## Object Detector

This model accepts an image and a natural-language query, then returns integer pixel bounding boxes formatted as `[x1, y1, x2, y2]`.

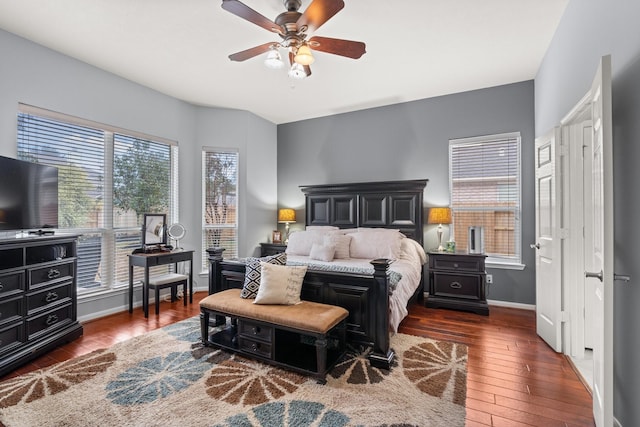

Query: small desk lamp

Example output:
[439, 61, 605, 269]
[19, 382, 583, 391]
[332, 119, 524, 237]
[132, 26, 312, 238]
[428, 207, 452, 251]
[277, 208, 296, 244]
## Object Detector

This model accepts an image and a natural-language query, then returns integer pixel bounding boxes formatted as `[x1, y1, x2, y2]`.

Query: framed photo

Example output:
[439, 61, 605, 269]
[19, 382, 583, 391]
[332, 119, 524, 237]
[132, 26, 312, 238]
[272, 230, 282, 244]
[142, 213, 167, 247]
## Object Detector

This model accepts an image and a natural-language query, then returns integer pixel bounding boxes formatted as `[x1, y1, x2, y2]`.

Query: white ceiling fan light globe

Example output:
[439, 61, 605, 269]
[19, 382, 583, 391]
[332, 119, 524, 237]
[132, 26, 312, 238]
[264, 48, 284, 69]
[288, 62, 307, 79]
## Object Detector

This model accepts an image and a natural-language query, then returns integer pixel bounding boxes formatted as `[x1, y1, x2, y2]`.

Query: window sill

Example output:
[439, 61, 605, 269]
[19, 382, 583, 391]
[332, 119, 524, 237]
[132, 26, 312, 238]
[486, 261, 526, 271]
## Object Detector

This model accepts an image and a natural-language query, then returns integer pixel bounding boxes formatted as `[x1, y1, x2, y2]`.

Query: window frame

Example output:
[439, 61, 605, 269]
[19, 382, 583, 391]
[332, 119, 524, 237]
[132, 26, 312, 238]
[17, 103, 179, 293]
[201, 147, 239, 273]
[448, 132, 524, 269]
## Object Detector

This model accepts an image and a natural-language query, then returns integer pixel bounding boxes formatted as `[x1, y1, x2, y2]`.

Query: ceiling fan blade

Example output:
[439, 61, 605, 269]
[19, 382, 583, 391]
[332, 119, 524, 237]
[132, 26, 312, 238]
[308, 36, 366, 59]
[228, 42, 275, 62]
[297, 0, 345, 33]
[221, 0, 283, 34]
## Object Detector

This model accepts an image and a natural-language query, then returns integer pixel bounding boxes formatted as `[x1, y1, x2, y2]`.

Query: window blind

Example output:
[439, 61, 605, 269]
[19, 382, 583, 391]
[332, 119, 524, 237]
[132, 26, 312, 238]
[449, 132, 521, 264]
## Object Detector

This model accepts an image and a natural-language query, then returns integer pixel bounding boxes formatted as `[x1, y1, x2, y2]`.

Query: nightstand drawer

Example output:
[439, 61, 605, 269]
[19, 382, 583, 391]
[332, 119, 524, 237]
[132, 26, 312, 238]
[238, 336, 273, 359]
[432, 272, 483, 300]
[431, 257, 484, 272]
[238, 320, 273, 342]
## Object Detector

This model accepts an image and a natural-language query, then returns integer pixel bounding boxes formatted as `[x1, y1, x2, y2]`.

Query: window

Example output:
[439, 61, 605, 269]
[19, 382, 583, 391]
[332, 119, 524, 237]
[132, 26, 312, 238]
[202, 149, 238, 271]
[17, 104, 178, 292]
[449, 132, 522, 267]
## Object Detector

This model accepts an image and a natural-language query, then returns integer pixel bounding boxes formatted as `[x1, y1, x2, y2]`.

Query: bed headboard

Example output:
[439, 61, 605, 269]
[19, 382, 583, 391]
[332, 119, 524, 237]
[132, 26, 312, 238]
[299, 179, 428, 245]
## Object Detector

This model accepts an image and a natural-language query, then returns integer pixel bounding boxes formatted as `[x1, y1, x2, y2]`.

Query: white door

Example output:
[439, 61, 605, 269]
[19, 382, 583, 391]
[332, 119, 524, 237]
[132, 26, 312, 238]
[533, 128, 562, 352]
[586, 55, 613, 427]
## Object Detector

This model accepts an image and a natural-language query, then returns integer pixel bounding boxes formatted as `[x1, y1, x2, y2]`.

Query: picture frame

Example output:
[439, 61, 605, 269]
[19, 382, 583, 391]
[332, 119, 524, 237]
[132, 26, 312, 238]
[272, 230, 282, 244]
[142, 213, 167, 247]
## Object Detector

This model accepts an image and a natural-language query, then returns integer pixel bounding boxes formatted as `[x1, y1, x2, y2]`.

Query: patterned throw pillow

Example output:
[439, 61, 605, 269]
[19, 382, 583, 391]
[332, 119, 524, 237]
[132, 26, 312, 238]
[241, 252, 287, 299]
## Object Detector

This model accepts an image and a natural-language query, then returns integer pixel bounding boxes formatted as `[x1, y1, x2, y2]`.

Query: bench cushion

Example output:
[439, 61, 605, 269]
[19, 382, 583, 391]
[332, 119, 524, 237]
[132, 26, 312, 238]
[148, 273, 188, 286]
[200, 289, 348, 334]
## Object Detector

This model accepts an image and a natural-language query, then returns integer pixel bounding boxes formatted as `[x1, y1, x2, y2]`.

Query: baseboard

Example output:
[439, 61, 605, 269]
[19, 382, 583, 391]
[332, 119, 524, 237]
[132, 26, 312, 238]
[487, 299, 535, 311]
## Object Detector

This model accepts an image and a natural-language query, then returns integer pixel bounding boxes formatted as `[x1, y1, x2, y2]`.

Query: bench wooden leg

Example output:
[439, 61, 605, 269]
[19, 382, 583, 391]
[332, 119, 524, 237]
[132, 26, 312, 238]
[201, 311, 210, 345]
[315, 336, 328, 384]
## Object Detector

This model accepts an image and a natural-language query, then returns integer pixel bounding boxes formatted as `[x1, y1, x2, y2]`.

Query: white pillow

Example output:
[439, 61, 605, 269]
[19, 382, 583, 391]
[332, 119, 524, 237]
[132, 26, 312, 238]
[285, 230, 326, 256]
[349, 231, 403, 259]
[254, 262, 308, 305]
[305, 226, 339, 231]
[309, 243, 335, 262]
[323, 233, 351, 258]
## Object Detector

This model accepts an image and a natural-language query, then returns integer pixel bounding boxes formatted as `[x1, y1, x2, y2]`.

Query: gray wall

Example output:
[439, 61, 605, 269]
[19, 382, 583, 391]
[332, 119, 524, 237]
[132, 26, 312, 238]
[0, 29, 278, 319]
[535, 0, 640, 424]
[277, 81, 536, 305]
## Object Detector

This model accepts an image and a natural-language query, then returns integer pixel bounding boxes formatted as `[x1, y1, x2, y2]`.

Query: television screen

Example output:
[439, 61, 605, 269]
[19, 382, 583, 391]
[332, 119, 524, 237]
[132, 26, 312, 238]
[0, 155, 58, 231]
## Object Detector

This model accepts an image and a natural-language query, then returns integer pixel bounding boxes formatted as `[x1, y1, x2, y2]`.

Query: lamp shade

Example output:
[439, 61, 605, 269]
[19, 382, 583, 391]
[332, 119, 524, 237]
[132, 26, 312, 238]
[428, 207, 452, 224]
[278, 208, 296, 223]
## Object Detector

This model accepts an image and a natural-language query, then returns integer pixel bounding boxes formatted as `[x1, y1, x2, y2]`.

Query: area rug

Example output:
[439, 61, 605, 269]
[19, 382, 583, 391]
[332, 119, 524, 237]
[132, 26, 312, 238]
[0, 317, 467, 426]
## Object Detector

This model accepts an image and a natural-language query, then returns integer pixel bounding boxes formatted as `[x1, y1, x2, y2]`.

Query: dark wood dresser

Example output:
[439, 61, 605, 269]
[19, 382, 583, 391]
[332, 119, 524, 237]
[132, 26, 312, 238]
[0, 234, 83, 377]
[425, 251, 489, 315]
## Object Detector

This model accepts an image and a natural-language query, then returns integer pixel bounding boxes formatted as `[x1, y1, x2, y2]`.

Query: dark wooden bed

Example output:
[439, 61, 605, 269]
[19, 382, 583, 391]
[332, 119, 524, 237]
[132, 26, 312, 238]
[207, 179, 427, 369]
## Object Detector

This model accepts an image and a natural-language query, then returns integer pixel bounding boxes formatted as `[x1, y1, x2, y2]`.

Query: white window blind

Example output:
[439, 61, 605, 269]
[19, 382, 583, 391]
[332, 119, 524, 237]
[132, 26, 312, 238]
[449, 132, 521, 265]
[17, 105, 178, 291]
[202, 149, 238, 271]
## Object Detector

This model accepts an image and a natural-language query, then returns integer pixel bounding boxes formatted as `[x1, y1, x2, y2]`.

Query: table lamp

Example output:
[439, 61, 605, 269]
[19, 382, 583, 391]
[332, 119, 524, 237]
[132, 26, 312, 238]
[428, 207, 452, 251]
[277, 208, 296, 244]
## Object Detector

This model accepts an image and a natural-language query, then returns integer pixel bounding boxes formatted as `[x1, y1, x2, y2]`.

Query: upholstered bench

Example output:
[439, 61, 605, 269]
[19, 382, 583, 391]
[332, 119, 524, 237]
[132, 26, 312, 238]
[200, 288, 348, 383]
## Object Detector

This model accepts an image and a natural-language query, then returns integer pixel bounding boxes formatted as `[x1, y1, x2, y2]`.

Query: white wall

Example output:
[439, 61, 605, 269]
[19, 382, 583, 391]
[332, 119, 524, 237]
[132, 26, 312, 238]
[0, 29, 278, 319]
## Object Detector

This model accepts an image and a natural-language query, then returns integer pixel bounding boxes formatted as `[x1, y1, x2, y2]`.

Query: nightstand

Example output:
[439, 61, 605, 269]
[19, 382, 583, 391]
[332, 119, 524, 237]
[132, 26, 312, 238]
[260, 243, 287, 257]
[425, 251, 489, 315]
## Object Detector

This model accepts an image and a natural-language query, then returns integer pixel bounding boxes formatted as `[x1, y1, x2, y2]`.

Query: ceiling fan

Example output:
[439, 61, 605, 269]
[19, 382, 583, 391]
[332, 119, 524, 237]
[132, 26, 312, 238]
[221, 0, 366, 79]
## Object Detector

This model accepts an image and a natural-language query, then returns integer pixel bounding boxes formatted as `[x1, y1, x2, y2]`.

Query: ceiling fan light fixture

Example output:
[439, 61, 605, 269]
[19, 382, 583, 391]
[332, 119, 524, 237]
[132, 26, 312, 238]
[288, 62, 307, 79]
[294, 44, 314, 65]
[264, 47, 284, 69]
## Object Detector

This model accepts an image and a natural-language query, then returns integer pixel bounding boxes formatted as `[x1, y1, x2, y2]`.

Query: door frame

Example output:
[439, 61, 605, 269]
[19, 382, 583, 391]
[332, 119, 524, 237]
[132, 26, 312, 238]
[560, 93, 592, 359]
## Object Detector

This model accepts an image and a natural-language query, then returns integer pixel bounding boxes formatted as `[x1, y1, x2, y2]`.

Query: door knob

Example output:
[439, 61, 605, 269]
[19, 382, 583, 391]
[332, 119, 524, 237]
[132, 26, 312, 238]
[614, 274, 631, 282]
[585, 270, 603, 282]
[530, 243, 540, 250]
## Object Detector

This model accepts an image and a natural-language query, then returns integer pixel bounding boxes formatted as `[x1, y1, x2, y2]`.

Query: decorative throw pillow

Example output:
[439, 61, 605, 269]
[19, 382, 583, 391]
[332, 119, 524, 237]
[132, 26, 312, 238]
[324, 233, 351, 258]
[253, 262, 308, 305]
[241, 252, 287, 299]
[309, 243, 335, 262]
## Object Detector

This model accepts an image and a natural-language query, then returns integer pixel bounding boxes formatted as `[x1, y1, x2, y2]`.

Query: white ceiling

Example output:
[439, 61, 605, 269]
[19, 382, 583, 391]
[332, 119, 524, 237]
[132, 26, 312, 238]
[0, 0, 568, 124]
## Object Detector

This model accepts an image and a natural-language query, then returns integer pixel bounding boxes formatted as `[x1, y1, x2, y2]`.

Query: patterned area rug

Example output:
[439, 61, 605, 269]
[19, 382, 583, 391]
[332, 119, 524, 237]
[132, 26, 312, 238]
[0, 317, 467, 426]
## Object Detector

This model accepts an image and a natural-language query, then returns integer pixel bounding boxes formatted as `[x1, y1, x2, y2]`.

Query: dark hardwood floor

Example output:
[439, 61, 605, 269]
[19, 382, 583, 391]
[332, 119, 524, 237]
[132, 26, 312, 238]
[1, 293, 594, 426]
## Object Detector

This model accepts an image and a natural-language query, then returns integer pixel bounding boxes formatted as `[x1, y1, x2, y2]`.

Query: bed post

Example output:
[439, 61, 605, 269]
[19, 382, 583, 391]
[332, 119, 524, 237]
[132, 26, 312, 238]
[206, 247, 226, 326]
[206, 247, 225, 294]
[368, 258, 395, 369]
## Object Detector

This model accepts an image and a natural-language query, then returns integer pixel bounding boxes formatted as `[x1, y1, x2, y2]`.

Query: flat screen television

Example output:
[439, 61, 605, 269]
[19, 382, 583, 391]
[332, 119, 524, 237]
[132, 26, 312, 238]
[0, 155, 59, 232]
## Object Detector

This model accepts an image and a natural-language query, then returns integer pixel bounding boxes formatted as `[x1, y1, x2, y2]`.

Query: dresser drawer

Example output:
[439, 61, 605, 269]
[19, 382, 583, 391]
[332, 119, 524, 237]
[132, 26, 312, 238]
[0, 295, 23, 326]
[0, 321, 24, 355]
[238, 320, 273, 342]
[28, 261, 74, 289]
[27, 282, 73, 316]
[432, 272, 484, 300]
[238, 336, 273, 359]
[26, 303, 73, 341]
[0, 271, 25, 298]
[431, 257, 483, 272]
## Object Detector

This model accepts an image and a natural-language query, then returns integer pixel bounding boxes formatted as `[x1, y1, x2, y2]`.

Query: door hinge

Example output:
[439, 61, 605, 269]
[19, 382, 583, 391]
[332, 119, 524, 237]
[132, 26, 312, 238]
[560, 311, 570, 323]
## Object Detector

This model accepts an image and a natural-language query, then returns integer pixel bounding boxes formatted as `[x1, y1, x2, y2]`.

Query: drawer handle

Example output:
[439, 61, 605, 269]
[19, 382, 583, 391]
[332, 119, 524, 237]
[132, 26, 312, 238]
[0, 283, 3, 290]
[450, 281, 463, 289]
[48, 269, 61, 279]
[46, 314, 59, 326]
[453, 263, 459, 268]
[251, 343, 260, 351]
[252, 326, 261, 335]
[45, 292, 59, 303]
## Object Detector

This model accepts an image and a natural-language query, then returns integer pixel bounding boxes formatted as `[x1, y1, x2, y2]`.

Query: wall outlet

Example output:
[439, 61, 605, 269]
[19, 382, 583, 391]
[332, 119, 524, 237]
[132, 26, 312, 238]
[486, 274, 493, 284]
